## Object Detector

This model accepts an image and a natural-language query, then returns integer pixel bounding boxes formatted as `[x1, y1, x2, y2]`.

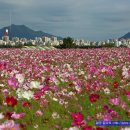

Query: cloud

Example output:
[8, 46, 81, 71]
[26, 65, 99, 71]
[0, 0, 130, 40]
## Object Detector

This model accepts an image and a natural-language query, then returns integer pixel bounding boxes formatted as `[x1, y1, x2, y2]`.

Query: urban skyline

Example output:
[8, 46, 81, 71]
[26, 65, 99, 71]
[0, 0, 130, 41]
[1, 27, 130, 48]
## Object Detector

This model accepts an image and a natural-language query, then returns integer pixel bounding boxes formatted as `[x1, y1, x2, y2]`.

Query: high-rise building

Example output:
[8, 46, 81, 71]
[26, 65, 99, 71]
[2, 36, 9, 42]
[51, 36, 57, 42]
[12, 37, 19, 42]
[2, 29, 9, 42]
[42, 36, 51, 43]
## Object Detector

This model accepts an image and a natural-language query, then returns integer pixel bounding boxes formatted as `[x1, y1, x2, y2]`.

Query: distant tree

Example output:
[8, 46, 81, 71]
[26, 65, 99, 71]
[119, 44, 127, 48]
[102, 43, 116, 47]
[60, 37, 76, 48]
[24, 42, 33, 46]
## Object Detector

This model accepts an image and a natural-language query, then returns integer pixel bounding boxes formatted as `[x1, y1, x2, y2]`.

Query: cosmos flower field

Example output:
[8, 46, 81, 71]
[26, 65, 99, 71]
[0, 48, 130, 130]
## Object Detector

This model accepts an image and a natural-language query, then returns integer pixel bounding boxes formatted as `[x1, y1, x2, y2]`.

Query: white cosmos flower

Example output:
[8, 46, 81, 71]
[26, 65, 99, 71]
[0, 113, 4, 119]
[69, 127, 80, 130]
[52, 112, 60, 119]
[75, 86, 81, 92]
[22, 91, 34, 100]
[30, 81, 40, 89]
[15, 74, 24, 84]
[104, 88, 110, 94]
[120, 127, 130, 130]
[0, 84, 4, 87]
[52, 97, 58, 101]
[84, 76, 88, 80]
[69, 91, 75, 96]
[16, 88, 34, 100]
[78, 70, 85, 75]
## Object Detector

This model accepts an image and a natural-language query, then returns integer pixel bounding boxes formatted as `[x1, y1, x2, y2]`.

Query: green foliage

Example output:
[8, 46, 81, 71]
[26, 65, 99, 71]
[119, 44, 127, 48]
[59, 37, 76, 49]
[0, 42, 37, 48]
[0, 44, 23, 48]
[24, 42, 36, 46]
[102, 43, 116, 47]
[55, 39, 118, 49]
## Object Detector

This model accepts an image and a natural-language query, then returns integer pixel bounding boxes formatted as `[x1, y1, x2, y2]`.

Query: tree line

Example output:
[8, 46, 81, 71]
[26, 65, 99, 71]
[55, 37, 127, 49]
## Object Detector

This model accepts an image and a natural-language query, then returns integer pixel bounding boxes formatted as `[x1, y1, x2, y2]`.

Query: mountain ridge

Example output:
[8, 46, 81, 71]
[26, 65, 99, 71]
[120, 32, 130, 39]
[0, 24, 63, 40]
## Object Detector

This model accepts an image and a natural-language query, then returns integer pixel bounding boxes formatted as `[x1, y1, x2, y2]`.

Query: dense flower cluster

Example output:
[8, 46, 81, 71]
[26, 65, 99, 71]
[0, 48, 130, 130]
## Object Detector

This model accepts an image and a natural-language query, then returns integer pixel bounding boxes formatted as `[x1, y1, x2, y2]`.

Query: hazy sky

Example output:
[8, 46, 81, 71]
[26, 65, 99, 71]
[0, 0, 130, 41]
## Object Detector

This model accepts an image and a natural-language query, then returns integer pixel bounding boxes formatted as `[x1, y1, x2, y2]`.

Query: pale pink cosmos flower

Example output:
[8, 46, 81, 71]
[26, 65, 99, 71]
[0, 120, 20, 130]
[103, 113, 112, 121]
[35, 110, 43, 116]
[69, 75, 75, 80]
[122, 66, 129, 79]
[120, 102, 128, 110]
[11, 112, 25, 119]
[126, 91, 130, 98]
[52, 112, 60, 119]
[8, 76, 17, 89]
[110, 98, 120, 106]
[2, 89, 9, 96]
[87, 116, 92, 120]
[110, 110, 118, 118]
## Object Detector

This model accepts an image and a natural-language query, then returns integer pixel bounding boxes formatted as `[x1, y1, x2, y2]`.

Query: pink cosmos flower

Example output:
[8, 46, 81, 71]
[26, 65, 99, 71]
[111, 111, 118, 118]
[11, 112, 25, 119]
[4, 111, 13, 120]
[120, 102, 128, 110]
[40, 99, 49, 107]
[34, 86, 49, 97]
[126, 91, 130, 97]
[122, 66, 129, 79]
[33, 91, 44, 100]
[22, 101, 31, 108]
[8, 76, 17, 89]
[72, 119, 86, 127]
[0, 62, 7, 70]
[87, 116, 92, 120]
[110, 98, 120, 105]
[89, 93, 100, 103]
[89, 66, 97, 75]
[3, 89, 9, 96]
[83, 126, 93, 130]
[0, 120, 20, 130]
[5, 96, 17, 107]
[35, 110, 43, 116]
[71, 113, 84, 120]
[71, 112, 85, 127]
[107, 66, 114, 76]
[113, 81, 118, 89]
[96, 127, 107, 130]
[40, 85, 50, 92]
[69, 75, 75, 80]
[103, 113, 112, 121]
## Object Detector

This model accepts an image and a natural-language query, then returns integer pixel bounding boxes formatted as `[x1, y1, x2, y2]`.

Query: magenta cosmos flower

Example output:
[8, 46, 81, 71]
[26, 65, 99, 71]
[71, 113, 84, 120]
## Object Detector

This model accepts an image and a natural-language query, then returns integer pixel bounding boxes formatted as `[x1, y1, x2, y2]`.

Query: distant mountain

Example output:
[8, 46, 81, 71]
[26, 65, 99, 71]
[0, 24, 62, 40]
[120, 32, 130, 39]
